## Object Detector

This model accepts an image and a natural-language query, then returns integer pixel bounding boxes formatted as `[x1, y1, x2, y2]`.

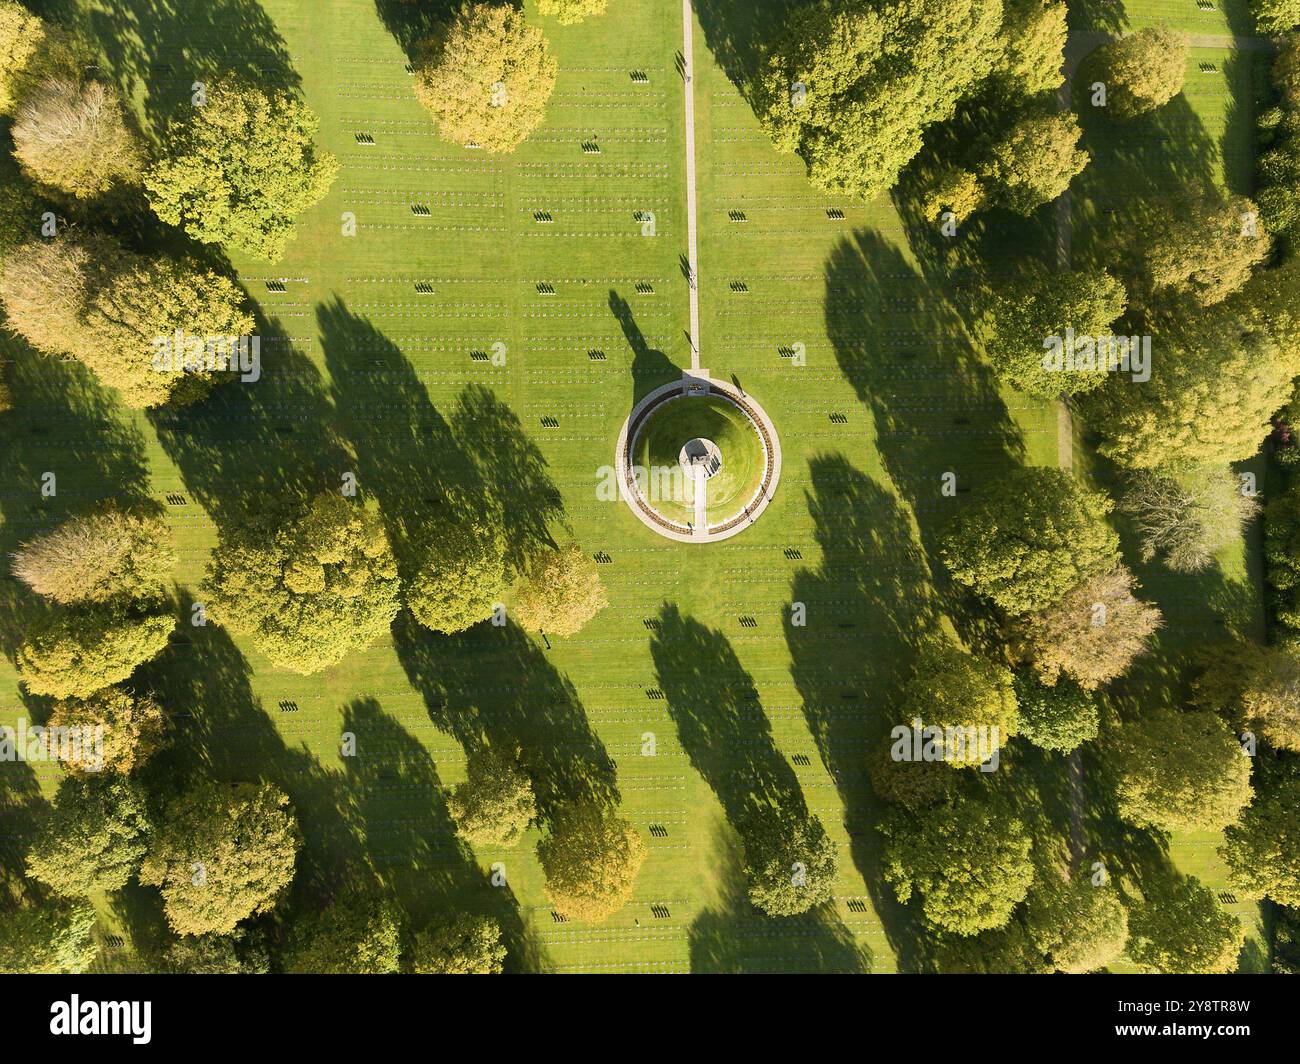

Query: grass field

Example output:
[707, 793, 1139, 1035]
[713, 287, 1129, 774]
[0, 0, 1270, 972]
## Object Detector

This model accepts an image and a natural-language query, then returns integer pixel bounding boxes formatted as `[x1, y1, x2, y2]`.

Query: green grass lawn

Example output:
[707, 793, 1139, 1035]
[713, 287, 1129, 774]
[0, 0, 1268, 972]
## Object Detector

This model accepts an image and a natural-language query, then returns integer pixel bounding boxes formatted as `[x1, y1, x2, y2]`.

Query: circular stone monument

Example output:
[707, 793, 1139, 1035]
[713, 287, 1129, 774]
[615, 376, 781, 543]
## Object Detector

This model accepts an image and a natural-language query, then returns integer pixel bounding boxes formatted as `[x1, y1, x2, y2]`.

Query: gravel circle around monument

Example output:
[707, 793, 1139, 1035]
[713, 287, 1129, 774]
[616, 375, 781, 542]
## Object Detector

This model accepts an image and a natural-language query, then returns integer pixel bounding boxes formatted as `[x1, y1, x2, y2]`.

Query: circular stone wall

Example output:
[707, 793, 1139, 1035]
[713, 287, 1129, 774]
[615, 376, 781, 543]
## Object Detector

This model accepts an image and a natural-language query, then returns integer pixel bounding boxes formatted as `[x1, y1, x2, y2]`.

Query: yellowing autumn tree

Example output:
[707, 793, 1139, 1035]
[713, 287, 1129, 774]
[140, 781, 301, 936]
[510, 542, 607, 636]
[414, 2, 557, 153]
[12, 79, 143, 198]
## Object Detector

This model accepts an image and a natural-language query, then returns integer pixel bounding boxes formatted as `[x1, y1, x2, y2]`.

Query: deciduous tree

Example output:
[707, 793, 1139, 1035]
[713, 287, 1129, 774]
[140, 781, 301, 936]
[940, 467, 1119, 614]
[537, 0, 608, 24]
[281, 894, 404, 974]
[46, 686, 166, 777]
[1223, 778, 1300, 906]
[26, 777, 151, 896]
[16, 606, 175, 699]
[740, 805, 838, 916]
[448, 746, 537, 846]
[406, 522, 507, 634]
[510, 541, 607, 636]
[12, 506, 176, 604]
[1012, 672, 1100, 752]
[1024, 875, 1128, 972]
[205, 493, 401, 674]
[1120, 467, 1260, 572]
[146, 84, 336, 262]
[1106, 707, 1252, 833]
[1127, 875, 1244, 973]
[1013, 565, 1161, 689]
[1091, 28, 1188, 119]
[413, 2, 557, 153]
[410, 914, 506, 973]
[984, 269, 1126, 398]
[980, 111, 1088, 215]
[897, 640, 1018, 767]
[881, 796, 1034, 935]
[12, 78, 142, 198]
[753, 0, 1004, 200]
[1090, 304, 1297, 468]
[537, 802, 645, 921]
[1143, 195, 1270, 307]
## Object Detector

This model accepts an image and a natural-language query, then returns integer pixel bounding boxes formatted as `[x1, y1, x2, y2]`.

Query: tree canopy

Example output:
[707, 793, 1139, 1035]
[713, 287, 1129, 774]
[984, 269, 1126, 399]
[995, 0, 1067, 96]
[26, 777, 152, 896]
[1222, 778, 1300, 907]
[47, 686, 167, 777]
[16, 606, 175, 700]
[0, 234, 254, 408]
[510, 542, 608, 636]
[406, 522, 507, 634]
[1089, 303, 1299, 469]
[281, 894, 404, 974]
[980, 112, 1088, 215]
[1091, 28, 1188, 119]
[205, 493, 401, 674]
[12, 506, 176, 604]
[447, 746, 537, 846]
[410, 914, 507, 974]
[897, 641, 1019, 766]
[1024, 875, 1128, 973]
[0, 901, 97, 974]
[1012, 671, 1100, 753]
[753, 0, 1003, 200]
[740, 805, 838, 916]
[12, 78, 142, 198]
[1106, 707, 1252, 833]
[1120, 467, 1261, 573]
[140, 781, 301, 936]
[413, 2, 557, 153]
[881, 796, 1034, 935]
[1143, 195, 1270, 307]
[940, 467, 1119, 614]
[1127, 875, 1244, 974]
[146, 83, 337, 261]
[1013, 564, 1161, 689]
[537, 802, 645, 921]
[537, 0, 609, 24]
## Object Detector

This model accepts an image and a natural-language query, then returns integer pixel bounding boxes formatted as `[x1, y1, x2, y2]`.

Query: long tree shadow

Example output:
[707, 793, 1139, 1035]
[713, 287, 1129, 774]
[373, 0, 463, 62]
[318, 299, 562, 579]
[823, 228, 1023, 644]
[694, 0, 798, 102]
[134, 592, 366, 900]
[688, 816, 869, 973]
[393, 613, 618, 825]
[783, 455, 942, 971]
[0, 758, 47, 907]
[32, 0, 301, 142]
[650, 604, 806, 825]
[0, 343, 157, 657]
[338, 696, 535, 969]
[610, 290, 680, 405]
[149, 314, 351, 534]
